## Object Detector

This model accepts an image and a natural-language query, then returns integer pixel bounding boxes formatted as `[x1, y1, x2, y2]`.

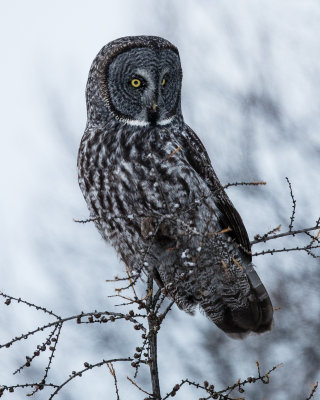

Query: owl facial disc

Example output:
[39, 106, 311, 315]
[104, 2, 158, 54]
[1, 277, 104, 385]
[105, 47, 182, 126]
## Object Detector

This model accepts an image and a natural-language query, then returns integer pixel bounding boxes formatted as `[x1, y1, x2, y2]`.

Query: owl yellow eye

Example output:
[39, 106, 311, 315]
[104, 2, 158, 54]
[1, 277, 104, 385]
[131, 78, 141, 88]
[161, 78, 166, 86]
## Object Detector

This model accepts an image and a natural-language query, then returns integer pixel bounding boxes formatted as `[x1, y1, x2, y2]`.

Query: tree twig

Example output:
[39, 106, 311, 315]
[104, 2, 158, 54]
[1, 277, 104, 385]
[48, 358, 132, 399]
[251, 223, 320, 245]
[286, 177, 296, 231]
[127, 376, 152, 397]
[306, 381, 318, 400]
[107, 362, 120, 400]
[252, 244, 320, 257]
[223, 180, 266, 189]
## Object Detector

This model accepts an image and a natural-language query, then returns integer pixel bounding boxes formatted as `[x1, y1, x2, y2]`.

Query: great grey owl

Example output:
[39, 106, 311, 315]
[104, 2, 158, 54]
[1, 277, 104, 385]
[78, 36, 273, 337]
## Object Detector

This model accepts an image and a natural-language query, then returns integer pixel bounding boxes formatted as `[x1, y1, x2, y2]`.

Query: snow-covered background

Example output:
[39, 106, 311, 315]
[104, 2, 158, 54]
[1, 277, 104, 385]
[1, 1, 319, 399]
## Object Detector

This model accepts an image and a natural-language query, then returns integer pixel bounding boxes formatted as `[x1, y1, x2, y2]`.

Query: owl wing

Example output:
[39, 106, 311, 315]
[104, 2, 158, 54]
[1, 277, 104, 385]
[182, 124, 252, 261]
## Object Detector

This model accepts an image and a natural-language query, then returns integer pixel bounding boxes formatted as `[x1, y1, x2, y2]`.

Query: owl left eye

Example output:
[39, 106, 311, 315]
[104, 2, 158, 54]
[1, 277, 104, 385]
[161, 78, 166, 86]
[131, 78, 141, 88]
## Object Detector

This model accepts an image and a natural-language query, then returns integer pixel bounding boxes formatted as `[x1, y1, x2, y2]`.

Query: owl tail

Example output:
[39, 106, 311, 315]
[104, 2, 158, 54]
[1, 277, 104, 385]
[201, 263, 273, 339]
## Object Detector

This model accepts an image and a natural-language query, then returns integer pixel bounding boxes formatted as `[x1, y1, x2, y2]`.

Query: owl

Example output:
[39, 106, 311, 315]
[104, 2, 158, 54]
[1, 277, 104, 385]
[78, 36, 273, 338]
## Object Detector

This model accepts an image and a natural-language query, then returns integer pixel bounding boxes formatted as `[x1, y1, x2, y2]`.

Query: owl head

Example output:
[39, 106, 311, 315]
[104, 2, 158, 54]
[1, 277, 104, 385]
[86, 36, 183, 127]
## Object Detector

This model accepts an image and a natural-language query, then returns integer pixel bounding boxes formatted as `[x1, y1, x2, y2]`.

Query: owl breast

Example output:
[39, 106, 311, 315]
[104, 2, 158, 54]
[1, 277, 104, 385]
[78, 123, 221, 268]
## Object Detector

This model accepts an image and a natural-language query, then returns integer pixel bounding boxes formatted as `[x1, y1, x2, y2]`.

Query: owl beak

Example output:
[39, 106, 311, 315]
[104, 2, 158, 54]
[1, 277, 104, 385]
[147, 103, 159, 125]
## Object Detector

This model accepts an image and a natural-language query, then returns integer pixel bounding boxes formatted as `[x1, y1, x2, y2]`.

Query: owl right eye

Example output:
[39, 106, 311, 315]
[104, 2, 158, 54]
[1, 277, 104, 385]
[130, 78, 141, 88]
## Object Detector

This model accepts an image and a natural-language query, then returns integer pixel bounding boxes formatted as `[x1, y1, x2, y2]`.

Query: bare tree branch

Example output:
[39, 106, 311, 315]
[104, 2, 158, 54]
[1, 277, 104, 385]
[48, 358, 132, 400]
[107, 363, 120, 400]
[162, 362, 282, 400]
[252, 244, 320, 257]
[146, 275, 161, 400]
[251, 223, 320, 245]
[223, 180, 267, 189]
[286, 177, 296, 231]
[305, 382, 318, 400]
[1, 173, 319, 399]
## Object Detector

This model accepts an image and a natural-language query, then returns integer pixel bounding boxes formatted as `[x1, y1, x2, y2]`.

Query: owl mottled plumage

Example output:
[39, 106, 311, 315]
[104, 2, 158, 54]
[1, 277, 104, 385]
[78, 36, 273, 337]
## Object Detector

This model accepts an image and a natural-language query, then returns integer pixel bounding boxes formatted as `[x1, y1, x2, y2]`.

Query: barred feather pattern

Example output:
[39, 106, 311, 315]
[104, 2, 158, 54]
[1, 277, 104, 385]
[78, 36, 273, 337]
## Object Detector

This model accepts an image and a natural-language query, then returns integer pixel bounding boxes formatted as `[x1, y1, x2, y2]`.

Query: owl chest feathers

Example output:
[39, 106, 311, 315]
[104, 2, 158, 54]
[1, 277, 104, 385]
[78, 124, 215, 220]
